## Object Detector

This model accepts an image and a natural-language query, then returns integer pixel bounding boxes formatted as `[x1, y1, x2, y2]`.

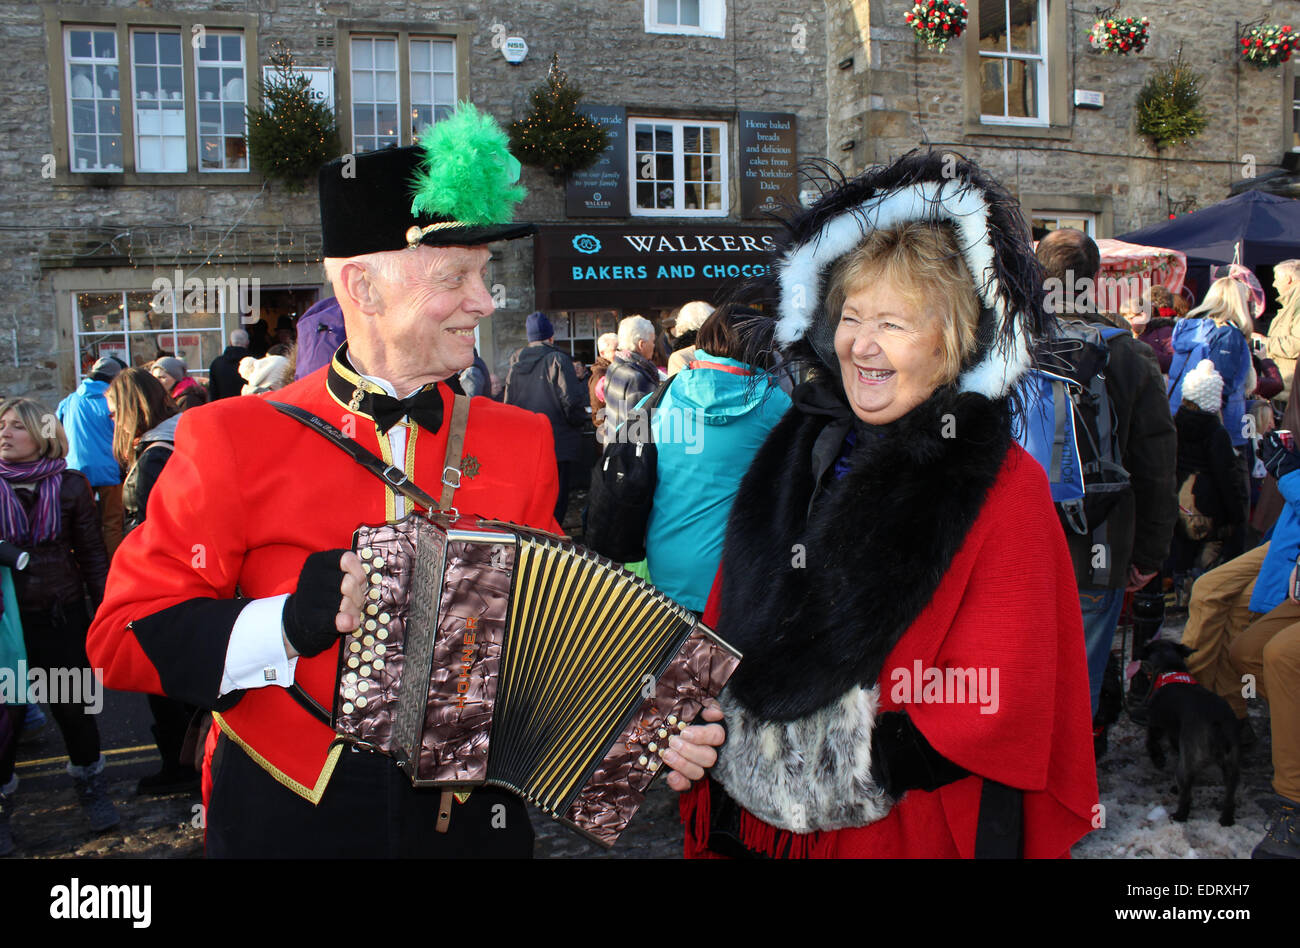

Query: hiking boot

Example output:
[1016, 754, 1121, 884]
[1252, 794, 1300, 859]
[0, 779, 16, 857]
[70, 758, 120, 833]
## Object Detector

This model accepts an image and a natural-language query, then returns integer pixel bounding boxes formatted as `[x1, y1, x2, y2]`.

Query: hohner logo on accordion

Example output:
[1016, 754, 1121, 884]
[332, 514, 740, 847]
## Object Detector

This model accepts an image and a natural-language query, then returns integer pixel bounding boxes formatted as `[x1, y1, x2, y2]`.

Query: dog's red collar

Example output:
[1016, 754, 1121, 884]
[1151, 671, 1198, 693]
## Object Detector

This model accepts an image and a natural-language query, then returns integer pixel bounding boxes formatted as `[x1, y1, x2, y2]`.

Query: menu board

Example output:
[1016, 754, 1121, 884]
[738, 112, 797, 219]
[565, 105, 627, 218]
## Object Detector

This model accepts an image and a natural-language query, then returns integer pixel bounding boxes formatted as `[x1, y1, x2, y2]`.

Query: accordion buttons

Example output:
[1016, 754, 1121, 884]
[648, 759, 661, 772]
[667, 715, 678, 726]
[344, 687, 357, 700]
[373, 658, 384, 670]
[648, 742, 657, 753]
[361, 563, 371, 574]
[658, 728, 669, 738]
[373, 557, 385, 568]
[362, 635, 375, 646]
[367, 588, 381, 601]
[347, 657, 359, 669]
[349, 642, 361, 653]
[379, 612, 390, 623]
[365, 620, 377, 632]
[377, 630, 389, 641]
[356, 696, 368, 708]
[361, 650, 373, 662]
[360, 547, 373, 559]
[638, 755, 648, 766]
[369, 573, 381, 585]
[344, 672, 358, 684]
[359, 666, 371, 678]
[374, 643, 387, 655]
[357, 680, 370, 692]
[342, 702, 354, 714]
[366, 605, 378, 616]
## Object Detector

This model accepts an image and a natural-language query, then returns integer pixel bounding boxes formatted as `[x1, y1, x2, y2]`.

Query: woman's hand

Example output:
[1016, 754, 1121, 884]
[663, 700, 725, 792]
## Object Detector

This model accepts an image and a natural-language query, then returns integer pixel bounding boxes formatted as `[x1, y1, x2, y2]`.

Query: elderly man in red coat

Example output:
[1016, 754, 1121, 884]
[86, 106, 722, 858]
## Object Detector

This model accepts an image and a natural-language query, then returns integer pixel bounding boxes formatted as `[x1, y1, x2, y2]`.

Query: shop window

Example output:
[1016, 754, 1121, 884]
[645, 0, 726, 37]
[629, 118, 729, 217]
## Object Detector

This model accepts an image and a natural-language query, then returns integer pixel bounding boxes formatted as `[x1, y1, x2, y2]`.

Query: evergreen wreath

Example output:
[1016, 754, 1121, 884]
[509, 54, 609, 182]
[246, 42, 341, 192]
[1135, 57, 1207, 150]
[904, 0, 968, 52]
[1239, 24, 1296, 69]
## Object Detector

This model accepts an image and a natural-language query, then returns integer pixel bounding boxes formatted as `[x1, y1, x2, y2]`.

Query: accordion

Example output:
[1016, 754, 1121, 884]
[332, 515, 740, 847]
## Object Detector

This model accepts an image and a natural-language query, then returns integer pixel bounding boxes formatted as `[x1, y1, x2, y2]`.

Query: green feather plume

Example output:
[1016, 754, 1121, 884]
[409, 102, 527, 224]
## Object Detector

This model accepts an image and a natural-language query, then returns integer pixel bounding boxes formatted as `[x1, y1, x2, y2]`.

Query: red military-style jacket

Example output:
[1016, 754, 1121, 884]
[87, 347, 560, 800]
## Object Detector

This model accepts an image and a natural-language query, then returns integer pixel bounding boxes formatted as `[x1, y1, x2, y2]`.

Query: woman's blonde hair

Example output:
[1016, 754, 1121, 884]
[1187, 276, 1253, 335]
[824, 221, 981, 388]
[0, 397, 68, 460]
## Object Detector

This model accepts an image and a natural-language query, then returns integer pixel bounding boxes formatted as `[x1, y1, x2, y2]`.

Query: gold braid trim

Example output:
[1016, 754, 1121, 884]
[212, 711, 344, 805]
[406, 221, 474, 248]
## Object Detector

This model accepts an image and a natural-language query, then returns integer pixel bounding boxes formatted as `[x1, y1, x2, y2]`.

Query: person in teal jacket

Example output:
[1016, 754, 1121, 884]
[641, 305, 791, 611]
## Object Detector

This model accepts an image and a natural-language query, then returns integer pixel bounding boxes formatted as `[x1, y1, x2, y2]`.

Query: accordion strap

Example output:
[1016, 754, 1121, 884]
[268, 398, 468, 522]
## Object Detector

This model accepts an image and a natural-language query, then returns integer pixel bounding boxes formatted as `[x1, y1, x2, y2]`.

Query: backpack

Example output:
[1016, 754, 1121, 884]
[1166, 318, 1217, 414]
[584, 377, 675, 563]
[1014, 320, 1132, 537]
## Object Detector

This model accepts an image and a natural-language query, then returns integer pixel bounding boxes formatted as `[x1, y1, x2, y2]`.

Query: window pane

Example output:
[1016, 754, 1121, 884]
[658, 0, 677, 25]
[979, 0, 1009, 52]
[199, 68, 221, 100]
[410, 40, 429, 70]
[704, 184, 722, 210]
[224, 103, 244, 131]
[434, 75, 455, 104]
[681, 0, 701, 26]
[1008, 0, 1040, 53]
[101, 135, 122, 169]
[198, 36, 219, 61]
[353, 105, 374, 137]
[655, 154, 673, 180]
[352, 71, 373, 101]
[431, 40, 454, 71]
[134, 31, 156, 64]
[1007, 59, 1038, 119]
[376, 105, 397, 137]
[684, 181, 700, 209]
[702, 154, 718, 180]
[96, 64, 120, 99]
[655, 126, 672, 151]
[158, 32, 182, 64]
[374, 39, 396, 69]
[683, 126, 700, 152]
[656, 183, 674, 209]
[685, 155, 701, 179]
[352, 38, 372, 69]
[634, 126, 653, 151]
[93, 30, 115, 59]
[702, 127, 719, 153]
[636, 181, 656, 208]
[980, 59, 1005, 115]
[376, 71, 397, 102]
[222, 35, 241, 61]
[69, 64, 94, 98]
[70, 30, 92, 58]
[72, 101, 96, 133]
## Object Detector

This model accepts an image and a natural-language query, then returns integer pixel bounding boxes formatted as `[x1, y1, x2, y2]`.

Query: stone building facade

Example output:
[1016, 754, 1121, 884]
[2, 0, 828, 401]
[826, 0, 1299, 238]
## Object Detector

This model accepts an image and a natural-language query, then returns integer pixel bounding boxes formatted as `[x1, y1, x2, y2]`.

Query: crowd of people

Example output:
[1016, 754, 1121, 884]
[2, 121, 1298, 860]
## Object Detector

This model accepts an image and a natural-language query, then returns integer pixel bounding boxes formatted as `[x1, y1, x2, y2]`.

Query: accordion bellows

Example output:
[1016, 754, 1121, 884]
[333, 515, 740, 847]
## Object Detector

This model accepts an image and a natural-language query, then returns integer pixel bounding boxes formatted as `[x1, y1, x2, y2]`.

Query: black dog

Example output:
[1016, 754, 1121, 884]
[1136, 640, 1240, 827]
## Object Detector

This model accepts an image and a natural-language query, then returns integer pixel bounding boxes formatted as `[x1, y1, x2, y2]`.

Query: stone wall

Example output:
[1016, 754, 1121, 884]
[1, 0, 828, 400]
[826, 0, 1296, 237]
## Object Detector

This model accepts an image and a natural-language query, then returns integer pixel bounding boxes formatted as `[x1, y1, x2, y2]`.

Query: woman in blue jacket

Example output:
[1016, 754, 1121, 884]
[642, 305, 791, 612]
[1168, 277, 1256, 448]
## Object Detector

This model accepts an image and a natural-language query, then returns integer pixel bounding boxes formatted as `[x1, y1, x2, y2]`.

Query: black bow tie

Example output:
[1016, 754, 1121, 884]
[365, 386, 444, 434]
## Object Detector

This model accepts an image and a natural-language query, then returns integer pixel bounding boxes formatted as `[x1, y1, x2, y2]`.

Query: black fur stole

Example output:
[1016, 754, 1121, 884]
[717, 383, 1013, 721]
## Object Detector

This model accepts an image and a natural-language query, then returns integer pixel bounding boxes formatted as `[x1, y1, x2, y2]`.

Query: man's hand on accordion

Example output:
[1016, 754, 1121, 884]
[282, 550, 368, 659]
[662, 700, 726, 792]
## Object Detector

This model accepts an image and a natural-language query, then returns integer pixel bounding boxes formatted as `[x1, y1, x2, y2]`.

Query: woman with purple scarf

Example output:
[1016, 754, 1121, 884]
[0, 396, 115, 856]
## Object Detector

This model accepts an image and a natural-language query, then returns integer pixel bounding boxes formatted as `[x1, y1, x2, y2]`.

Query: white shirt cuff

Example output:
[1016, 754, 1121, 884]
[219, 594, 297, 696]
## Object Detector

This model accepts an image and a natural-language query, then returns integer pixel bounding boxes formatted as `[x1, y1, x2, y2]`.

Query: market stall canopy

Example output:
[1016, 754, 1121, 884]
[1096, 237, 1187, 311]
[1116, 191, 1300, 269]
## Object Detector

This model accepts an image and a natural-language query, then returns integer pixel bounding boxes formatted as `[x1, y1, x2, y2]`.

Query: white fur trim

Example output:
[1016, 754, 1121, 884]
[712, 685, 893, 833]
[775, 180, 1028, 398]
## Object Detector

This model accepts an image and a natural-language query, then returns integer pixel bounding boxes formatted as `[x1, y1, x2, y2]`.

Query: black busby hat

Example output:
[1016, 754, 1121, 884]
[764, 151, 1049, 399]
[318, 103, 535, 258]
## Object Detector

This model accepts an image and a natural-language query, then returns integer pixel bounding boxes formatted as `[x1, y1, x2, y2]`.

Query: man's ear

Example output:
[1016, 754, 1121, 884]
[338, 261, 383, 316]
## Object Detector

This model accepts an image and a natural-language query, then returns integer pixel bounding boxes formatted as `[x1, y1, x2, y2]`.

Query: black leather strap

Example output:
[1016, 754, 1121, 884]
[268, 401, 445, 513]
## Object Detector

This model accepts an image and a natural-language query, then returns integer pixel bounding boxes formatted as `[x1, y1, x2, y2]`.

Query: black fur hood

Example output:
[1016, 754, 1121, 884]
[716, 381, 1013, 720]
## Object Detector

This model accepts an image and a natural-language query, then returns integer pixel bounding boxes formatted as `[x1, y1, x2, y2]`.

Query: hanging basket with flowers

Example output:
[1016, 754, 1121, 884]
[904, 0, 968, 53]
[1089, 16, 1151, 54]
[1239, 24, 1296, 70]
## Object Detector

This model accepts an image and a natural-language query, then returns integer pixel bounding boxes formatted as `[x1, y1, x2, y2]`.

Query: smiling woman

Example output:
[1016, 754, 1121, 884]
[681, 151, 1098, 859]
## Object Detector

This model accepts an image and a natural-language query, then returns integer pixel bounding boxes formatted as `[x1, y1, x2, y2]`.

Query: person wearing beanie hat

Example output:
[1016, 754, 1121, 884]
[666, 300, 714, 376]
[1170, 359, 1247, 603]
[151, 356, 209, 412]
[88, 103, 721, 858]
[503, 311, 588, 523]
[238, 354, 292, 396]
[679, 151, 1095, 859]
[56, 358, 126, 554]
